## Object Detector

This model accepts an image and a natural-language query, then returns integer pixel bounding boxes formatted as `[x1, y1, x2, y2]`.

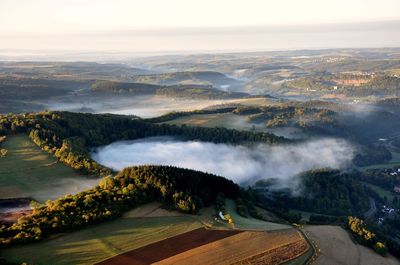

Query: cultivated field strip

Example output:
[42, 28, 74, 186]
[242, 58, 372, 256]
[96, 228, 242, 265]
[153, 229, 307, 265]
[230, 239, 308, 265]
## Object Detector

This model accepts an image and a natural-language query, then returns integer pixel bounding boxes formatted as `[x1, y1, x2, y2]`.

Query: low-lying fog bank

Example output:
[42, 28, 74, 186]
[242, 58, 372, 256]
[44, 95, 236, 118]
[92, 137, 354, 191]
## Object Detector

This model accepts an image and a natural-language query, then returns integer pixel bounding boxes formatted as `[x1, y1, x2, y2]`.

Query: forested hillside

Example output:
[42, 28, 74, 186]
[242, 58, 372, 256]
[0, 165, 239, 245]
[0, 111, 286, 176]
[128, 71, 239, 87]
[91, 81, 247, 99]
[256, 169, 370, 217]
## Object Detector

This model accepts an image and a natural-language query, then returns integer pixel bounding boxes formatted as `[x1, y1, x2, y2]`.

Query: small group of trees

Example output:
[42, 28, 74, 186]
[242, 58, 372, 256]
[347, 216, 388, 256]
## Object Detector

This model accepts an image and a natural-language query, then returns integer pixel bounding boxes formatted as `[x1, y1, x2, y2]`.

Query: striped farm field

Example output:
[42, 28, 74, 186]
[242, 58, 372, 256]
[154, 229, 308, 265]
[94, 227, 308, 265]
[96, 228, 242, 265]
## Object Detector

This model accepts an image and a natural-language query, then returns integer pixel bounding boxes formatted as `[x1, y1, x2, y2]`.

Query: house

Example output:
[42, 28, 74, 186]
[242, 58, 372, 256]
[394, 186, 400, 193]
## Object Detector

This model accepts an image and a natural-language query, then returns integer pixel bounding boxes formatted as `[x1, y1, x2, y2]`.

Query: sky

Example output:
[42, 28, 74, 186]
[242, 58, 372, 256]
[1, 0, 400, 54]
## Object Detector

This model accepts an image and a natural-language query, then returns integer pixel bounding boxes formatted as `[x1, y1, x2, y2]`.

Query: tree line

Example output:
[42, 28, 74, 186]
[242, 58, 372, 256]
[0, 165, 239, 246]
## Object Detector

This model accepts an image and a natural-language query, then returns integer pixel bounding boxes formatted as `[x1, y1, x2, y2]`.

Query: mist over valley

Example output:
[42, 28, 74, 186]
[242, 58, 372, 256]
[92, 137, 355, 190]
[1, 1, 400, 263]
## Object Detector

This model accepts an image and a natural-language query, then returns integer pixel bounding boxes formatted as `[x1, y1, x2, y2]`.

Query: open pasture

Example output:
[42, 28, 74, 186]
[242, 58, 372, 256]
[0, 134, 96, 201]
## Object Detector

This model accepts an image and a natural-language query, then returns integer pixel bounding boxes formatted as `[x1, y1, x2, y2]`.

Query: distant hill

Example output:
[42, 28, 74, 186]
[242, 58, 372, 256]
[91, 80, 248, 100]
[283, 73, 400, 97]
[129, 71, 241, 89]
[0, 61, 151, 77]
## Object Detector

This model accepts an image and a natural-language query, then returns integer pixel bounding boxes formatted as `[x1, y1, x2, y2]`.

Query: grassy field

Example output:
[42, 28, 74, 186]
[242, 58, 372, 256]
[0, 134, 96, 201]
[162, 110, 305, 139]
[360, 151, 400, 170]
[362, 182, 395, 204]
[225, 199, 290, 231]
[0, 200, 295, 265]
[164, 113, 253, 130]
[0, 206, 208, 265]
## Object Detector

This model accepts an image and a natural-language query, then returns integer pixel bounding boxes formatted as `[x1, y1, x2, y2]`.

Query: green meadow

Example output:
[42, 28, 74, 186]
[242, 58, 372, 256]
[0, 134, 96, 201]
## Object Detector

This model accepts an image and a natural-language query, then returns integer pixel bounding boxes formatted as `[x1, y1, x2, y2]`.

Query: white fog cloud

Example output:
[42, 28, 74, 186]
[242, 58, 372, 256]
[92, 137, 354, 190]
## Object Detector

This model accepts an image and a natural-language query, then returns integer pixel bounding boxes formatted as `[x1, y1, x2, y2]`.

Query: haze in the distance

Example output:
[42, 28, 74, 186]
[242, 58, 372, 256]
[1, 0, 400, 55]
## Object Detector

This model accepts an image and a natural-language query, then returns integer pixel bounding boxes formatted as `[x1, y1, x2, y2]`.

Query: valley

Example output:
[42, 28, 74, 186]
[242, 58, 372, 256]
[1, 48, 400, 265]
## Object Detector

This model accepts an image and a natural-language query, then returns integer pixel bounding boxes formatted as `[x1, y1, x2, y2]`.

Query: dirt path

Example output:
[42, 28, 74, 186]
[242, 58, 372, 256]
[304, 225, 400, 265]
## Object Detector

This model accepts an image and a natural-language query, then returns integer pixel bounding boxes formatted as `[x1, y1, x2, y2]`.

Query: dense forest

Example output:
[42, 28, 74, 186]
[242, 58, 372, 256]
[256, 169, 370, 216]
[0, 111, 286, 176]
[0, 165, 239, 246]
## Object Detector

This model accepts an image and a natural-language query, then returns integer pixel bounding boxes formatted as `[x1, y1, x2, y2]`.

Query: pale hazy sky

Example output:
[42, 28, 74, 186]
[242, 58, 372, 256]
[1, 0, 400, 53]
